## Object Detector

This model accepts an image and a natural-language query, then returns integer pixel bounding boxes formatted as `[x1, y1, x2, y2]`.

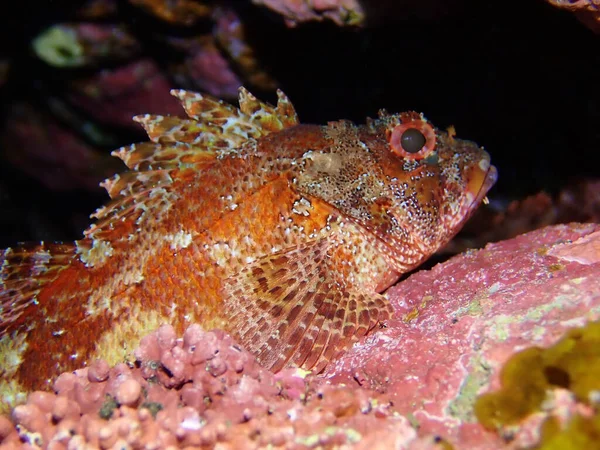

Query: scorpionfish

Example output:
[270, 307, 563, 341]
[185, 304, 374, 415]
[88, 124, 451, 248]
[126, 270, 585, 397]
[0, 88, 496, 410]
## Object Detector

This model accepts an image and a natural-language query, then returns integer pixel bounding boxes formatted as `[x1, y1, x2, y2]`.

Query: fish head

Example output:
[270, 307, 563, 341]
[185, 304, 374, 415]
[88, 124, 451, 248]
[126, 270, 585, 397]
[294, 111, 497, 274]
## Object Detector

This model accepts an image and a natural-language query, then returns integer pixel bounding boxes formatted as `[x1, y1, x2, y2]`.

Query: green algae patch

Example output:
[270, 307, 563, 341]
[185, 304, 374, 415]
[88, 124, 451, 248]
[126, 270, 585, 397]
[532, 414, 600, 450]
[402, 295, 435, 322]
[474, 347, 547, 428]
[475, 321, 600, 431]
[454, 298, 484, 320]
[99, 394, 119, 420]
[140, 401, 164, 419]
[448, 356, 492, 422]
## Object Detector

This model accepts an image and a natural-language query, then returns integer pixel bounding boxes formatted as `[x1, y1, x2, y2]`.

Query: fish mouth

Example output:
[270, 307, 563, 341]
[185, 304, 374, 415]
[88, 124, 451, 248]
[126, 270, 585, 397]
[442, 154, 497, 232]
[468, 158, 498, 208]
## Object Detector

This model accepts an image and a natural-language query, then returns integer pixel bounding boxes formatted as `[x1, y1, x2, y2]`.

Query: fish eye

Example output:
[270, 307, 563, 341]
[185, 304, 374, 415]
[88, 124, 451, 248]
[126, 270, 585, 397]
[388, 115, 436, 161]
[400, 128, 426, 153]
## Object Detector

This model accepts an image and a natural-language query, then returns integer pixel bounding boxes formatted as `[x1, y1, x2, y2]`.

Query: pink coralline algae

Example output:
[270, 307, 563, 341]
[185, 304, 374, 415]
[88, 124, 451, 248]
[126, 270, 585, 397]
[165, 35, 242, 99]
[252, 0, 365, 26]
[325, 222, 600, 448]
[0, 326, 420, 449]
[66, 58, 185, 129]
[2, 223, 600, 449]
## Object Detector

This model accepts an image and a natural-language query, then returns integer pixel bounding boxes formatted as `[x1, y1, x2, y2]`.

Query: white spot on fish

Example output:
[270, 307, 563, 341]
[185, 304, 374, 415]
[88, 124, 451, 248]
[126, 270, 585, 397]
[166, 230, 193, 251]
[77, 239, 114, 268]
[292, 197, 312, 216]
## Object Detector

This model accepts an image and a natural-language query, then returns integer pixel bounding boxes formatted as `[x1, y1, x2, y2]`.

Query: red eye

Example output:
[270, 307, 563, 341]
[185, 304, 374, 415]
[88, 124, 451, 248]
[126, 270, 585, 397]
[389, 116, 436, 160]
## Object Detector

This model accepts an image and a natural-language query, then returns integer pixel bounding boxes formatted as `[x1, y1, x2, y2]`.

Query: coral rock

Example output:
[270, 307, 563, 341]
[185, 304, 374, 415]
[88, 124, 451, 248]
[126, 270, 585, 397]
[166, 35, 243, 99]
[129, 0, 212, 26]
[252, 0, 365, 26]
[67, 58, 184, 128]
[324, 222, 600, 448]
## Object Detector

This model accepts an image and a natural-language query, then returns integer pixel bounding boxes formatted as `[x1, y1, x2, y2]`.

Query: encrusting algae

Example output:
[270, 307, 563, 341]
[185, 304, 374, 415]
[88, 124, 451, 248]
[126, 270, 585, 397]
[475, 320, 600, 449]
[0, 87, 496, 413]
[0, 325, 405, 448]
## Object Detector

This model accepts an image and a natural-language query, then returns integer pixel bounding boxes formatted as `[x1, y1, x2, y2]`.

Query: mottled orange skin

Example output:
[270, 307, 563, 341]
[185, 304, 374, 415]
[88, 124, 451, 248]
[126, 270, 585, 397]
[0, 89, 496, 411]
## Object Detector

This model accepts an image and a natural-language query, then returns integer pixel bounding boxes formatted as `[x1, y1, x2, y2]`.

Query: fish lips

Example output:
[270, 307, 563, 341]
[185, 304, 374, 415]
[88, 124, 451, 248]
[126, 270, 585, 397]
[440, 155, 498, 234]
[473, 162, 498, 206]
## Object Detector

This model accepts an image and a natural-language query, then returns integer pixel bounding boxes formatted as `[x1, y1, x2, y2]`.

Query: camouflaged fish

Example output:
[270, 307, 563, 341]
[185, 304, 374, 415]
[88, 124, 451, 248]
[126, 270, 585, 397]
[0, 88, 497, 410]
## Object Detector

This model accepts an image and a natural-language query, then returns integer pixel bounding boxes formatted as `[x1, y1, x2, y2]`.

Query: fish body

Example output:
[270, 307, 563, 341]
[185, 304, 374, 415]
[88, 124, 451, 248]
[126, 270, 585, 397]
[0, 88, 496, 410]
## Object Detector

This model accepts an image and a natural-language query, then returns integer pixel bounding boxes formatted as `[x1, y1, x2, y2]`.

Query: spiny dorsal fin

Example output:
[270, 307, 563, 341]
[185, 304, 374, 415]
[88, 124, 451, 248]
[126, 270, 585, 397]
[83, 169, 181, 246]
[85, 87, 299, 256]
[222, 238, 392, 373]
[172, 87, 299, 139]
[115, 87, 298, 171]
[0, 243, 76, 334]
[238, 87, 299, 132]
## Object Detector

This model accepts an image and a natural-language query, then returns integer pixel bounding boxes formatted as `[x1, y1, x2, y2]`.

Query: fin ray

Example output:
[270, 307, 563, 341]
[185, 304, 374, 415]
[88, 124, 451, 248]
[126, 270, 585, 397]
[0, 243, 76, 334]
[222, 237, 392, 372]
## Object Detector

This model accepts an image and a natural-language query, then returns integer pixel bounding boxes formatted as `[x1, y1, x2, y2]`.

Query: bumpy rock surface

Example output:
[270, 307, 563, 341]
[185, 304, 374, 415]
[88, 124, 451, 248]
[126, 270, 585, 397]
[325, 223, 600, 449]
[0, 326, 419, 449]
[252, 0, 365, 26]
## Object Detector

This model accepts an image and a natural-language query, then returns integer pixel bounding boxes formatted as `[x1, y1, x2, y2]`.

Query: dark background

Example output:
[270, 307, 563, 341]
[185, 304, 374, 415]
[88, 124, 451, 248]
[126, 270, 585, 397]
[0, 0, 598, 248]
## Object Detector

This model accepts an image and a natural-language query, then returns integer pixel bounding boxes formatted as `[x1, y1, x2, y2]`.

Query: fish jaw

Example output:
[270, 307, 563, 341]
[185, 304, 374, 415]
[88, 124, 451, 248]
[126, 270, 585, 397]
[440, 149, 498, 235]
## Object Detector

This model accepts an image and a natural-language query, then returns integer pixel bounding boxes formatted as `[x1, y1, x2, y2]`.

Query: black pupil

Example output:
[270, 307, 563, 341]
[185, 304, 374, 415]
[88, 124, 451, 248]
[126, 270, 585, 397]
[400, 128, 426, 153]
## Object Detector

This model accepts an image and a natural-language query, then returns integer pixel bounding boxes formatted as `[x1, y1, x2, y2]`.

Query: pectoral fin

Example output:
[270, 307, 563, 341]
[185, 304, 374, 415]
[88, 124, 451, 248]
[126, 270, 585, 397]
[221, 237, 392, 373]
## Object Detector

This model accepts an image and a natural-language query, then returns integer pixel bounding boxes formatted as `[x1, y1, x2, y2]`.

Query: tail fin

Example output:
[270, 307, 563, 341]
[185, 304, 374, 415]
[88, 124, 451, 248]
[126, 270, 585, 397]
[0, 242, 76, 334]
